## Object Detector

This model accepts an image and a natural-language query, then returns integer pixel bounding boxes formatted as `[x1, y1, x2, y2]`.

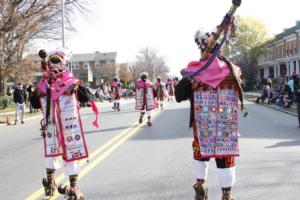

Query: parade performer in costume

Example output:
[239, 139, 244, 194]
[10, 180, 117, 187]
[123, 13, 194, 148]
[31, 49, 99, 200]
[154, 76, 167, 110]
[175, 1, 245, 199]
[111, 77, 122, 111]
[135, 72, 155, 126]
[166, 78, 175, 101]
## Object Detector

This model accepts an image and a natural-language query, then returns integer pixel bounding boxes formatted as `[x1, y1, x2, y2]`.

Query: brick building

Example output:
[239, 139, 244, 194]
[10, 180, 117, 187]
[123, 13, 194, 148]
[20, 51, 118, 88]
[69, 51, 117, 87]
[258, 21, 300, 84]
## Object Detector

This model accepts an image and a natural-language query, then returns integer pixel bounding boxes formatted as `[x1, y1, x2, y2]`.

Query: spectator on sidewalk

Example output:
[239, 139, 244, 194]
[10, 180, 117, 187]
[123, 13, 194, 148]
[13, 83, 27, 124]
[293, 74, 300, 128]
[256, 85, 270, 104]
[26, 84, 34, 113]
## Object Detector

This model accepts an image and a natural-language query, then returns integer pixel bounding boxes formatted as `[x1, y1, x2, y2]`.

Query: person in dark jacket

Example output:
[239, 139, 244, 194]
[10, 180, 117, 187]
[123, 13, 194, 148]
[13, 83, 27, 124]
[293, 75, 300, 127]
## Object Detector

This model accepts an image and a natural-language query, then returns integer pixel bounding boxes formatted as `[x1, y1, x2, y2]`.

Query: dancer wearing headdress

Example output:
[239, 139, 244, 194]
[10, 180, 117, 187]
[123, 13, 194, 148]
[175, 1, 244, 199]
[154, 76, 167, 110]
[31, 49, 99, 200]
[135, 72, 155, 126]
[111, 77, 122, 111]
[166, 78, 175, 101]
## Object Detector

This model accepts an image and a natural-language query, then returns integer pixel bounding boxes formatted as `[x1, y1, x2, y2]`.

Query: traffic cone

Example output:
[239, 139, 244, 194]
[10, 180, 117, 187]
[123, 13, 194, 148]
[6, 117, 11, 125]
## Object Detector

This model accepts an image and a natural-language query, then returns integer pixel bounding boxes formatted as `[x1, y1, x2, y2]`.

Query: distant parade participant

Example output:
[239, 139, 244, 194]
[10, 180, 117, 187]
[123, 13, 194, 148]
[166, 78, 175, 101]
[31, 49, 99, 200]
[135, 72, 155, 126]
[175, 1, 244, 199]
[154, 76, 167, 110]
[111, 77, 122, 111]
[173, 77, 179, 87]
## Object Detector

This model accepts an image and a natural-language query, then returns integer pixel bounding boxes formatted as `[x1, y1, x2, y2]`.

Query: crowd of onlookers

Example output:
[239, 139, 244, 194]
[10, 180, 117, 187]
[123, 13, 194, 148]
[80, 83, 134, 107]
[5, 82, 134, 124]
[255, 73, 300, 109]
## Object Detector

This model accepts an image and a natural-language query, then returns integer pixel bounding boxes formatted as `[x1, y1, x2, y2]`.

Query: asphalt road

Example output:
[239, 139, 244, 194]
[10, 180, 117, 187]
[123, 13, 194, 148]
[0, 99, 299, 200]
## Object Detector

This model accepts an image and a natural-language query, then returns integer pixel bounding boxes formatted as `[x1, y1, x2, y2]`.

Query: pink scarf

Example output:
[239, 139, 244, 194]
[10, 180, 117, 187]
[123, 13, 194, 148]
[182, 54, 230, 88]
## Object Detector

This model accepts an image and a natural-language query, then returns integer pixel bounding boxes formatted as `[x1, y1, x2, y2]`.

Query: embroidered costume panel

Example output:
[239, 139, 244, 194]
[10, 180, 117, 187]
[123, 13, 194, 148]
[193, 83, 239, 158]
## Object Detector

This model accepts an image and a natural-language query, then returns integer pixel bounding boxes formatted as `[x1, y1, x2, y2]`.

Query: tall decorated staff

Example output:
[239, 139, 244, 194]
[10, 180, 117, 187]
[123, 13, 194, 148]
[200, 0, 241, 61]
[31, 49, 99, 200]
[175, 1, 245, 200]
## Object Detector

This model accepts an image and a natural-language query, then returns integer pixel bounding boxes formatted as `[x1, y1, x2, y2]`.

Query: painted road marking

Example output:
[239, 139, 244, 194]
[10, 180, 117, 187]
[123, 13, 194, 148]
[25, 104, 167, 200]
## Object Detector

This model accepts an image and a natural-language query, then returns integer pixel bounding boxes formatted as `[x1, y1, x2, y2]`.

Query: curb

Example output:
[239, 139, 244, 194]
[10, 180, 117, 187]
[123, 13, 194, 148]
[245, 98, 297, 117]
[259, 103, 297, 117]
[0, 114, 42, 128]
[0, 99, 135, 128]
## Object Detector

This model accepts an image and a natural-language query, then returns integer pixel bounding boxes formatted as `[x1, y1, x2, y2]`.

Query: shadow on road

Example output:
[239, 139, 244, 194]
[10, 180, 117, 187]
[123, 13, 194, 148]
[265, 139, 300, 148]
[85, 125, 137, 134]
[132, 107, 192, 141]
[100, 109, 139, 116]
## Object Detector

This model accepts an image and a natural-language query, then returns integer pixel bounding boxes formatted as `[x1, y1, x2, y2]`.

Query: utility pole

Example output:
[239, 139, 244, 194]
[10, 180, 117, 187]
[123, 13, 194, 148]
[153, 62, 156, 82]
[62, 0, 65, 48]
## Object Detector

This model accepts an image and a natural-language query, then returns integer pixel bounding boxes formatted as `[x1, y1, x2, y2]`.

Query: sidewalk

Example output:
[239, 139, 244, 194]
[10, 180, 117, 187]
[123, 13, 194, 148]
[244, 92, 297, 117]
[0, 98, 135, 127]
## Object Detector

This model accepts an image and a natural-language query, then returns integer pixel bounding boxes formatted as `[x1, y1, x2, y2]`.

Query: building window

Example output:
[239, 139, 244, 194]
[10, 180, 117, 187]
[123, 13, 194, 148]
[269, 66, 274, 78]
[95, 61, 100, 68]
[294, 61, 297, 72]
[84, 62, 89, 69]
[280, 64, 287, 76]
[71, 62, 79, 69]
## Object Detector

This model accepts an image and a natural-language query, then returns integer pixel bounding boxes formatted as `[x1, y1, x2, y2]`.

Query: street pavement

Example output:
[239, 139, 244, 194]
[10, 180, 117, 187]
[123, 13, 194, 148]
[0, 99, 299, 200]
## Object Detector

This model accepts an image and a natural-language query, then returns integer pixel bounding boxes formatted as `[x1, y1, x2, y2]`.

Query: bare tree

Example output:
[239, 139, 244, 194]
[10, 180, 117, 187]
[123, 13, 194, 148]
[0, 0, 92, 95]
[129, 47, 169, 82]
[119, 64, 133, 83]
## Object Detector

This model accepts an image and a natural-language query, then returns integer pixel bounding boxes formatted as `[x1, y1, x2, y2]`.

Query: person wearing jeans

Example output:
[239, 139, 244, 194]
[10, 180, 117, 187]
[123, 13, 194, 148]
[13, 83, 26, 124]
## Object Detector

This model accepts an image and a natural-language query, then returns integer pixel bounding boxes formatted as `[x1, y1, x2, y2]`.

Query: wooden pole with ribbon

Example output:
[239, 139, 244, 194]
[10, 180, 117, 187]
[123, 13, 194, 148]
[201, 0, 242, 61]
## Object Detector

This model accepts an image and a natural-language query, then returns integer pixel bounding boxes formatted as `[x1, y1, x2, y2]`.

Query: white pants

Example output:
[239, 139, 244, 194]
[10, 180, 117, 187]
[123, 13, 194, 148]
[15, 103, 25, 122]
[194, 160, 236, 188]
[45, 156, 80, 176]
[158, 100, 164, 107]
[113, 99, 120, 104]
[141, 110, 152, 117]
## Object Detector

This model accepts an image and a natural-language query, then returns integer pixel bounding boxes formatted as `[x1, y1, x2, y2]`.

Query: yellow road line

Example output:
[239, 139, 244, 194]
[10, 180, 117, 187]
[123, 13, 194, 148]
[25, 123, 137, 200]
[25, 104, 167, 200]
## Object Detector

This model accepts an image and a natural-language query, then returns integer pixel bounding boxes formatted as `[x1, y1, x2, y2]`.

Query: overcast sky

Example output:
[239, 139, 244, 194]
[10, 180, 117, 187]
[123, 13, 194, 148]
[37, 0, 300, 76]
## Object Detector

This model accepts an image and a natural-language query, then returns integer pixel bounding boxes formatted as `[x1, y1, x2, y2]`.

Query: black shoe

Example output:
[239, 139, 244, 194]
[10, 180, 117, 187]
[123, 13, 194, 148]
[21, 121, 24, 124]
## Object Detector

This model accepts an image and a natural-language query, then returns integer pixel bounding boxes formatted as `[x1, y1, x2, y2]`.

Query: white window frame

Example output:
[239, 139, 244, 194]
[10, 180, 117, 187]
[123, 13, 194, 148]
[71, 62, 79, 69]
[107, 60, 111, 67]
[95, 61, 100, 68]
[83, 62, 89, 69]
